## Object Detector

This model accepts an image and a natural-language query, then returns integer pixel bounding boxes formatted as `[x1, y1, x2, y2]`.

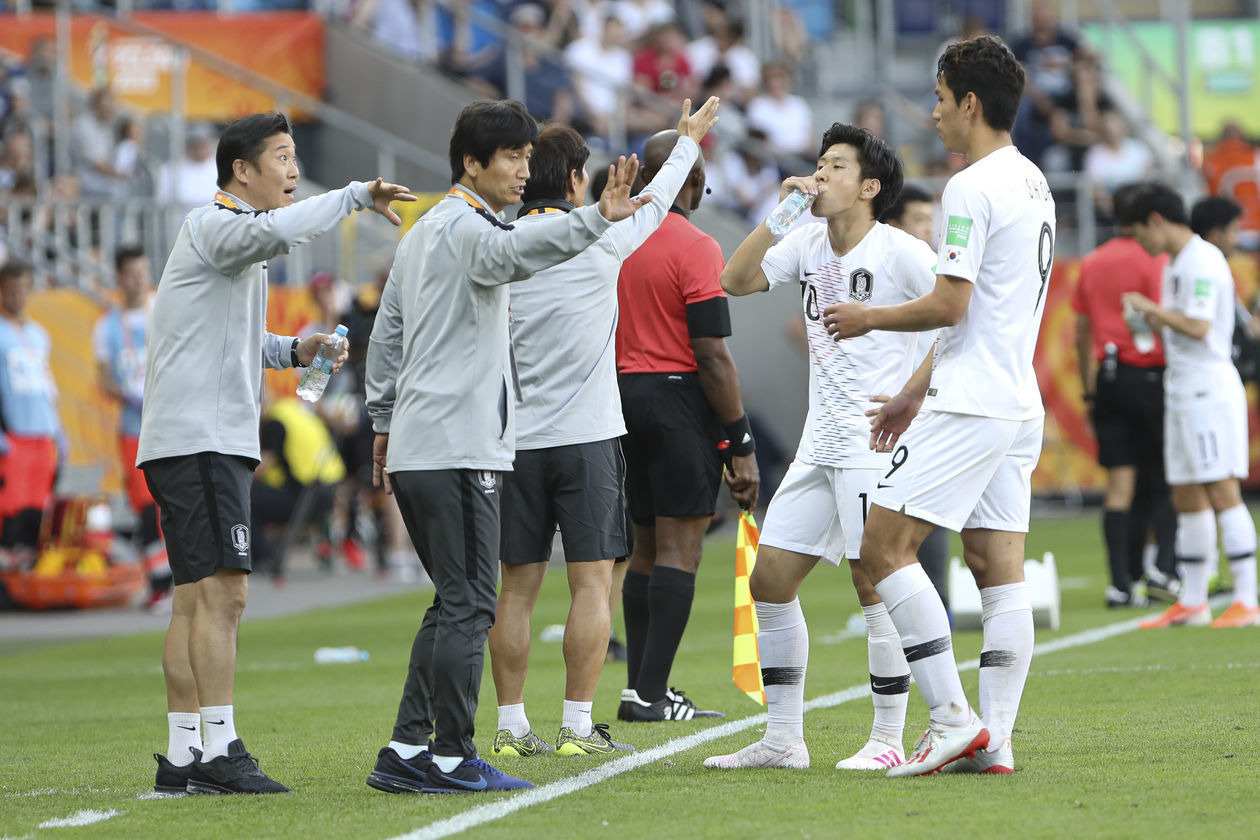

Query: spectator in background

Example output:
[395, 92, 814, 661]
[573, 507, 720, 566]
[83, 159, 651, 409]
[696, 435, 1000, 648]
[634, 22, 697, 102]
[746, 62, 814, 160]
[698, 64, 748, 151]
[443, 0, 508, 78]
[93, 246, 173, 611]
[157, 124, 222, 216]
[25, 37, 55, 124]
[565, 11, 635, 139]
[354, 0, 442, 63]
[113, 116, 145, 183]
[613, 0, 676, 42]
[686, 9, 761, 106]
[1042, 52, 1108, 173]
[0, 259, 61, 561]
[1201, 121, 1260, 246]
[853, 100, 887, 140]
[0, 129, 34, 192]
[1084, 106, 1153, 220]
[536, 0, 584, 47]
[474, 4, 575, 123]
[1010, 0, 1090, 169]
[72, 87, 128, 200]
[708, 128, 780, 225]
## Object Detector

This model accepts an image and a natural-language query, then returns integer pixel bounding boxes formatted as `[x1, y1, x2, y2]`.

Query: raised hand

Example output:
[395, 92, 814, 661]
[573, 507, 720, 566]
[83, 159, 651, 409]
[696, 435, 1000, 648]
[597, 154, 653, 222]
[677, 96, 720, 145]
[368, 177, 419, 226]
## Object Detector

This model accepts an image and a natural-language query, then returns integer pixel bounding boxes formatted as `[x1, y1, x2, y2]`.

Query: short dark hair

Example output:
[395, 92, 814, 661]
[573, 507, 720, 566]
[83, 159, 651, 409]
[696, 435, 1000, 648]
[448, 100, 538, 185]
[115, 244, 146, 273]
[882, 183, 932, 224]
[1110, 182, 1142, 225]
[1117, 181, 1188, 227]
[817, 122, 904, 221]
[0, 258, 32, 284]
[215, 111, 290, 189]
[937, 35, 1025, 132]
[522, 124, 590, 204]
[1190, 196, 1243, 239]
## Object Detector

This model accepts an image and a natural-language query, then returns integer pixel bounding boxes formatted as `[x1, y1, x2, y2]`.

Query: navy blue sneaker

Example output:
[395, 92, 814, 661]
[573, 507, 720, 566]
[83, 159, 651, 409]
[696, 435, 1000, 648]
[421, 756, 533, 794]
[366, 746, 433, 794]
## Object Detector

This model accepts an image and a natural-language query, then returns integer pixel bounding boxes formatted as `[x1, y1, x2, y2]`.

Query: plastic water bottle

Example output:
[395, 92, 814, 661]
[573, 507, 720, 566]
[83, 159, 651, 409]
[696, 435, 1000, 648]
[1122, 300, 1156, 354]
[296, 324, 349, 402]
[314, 646, 370, 664]
[765, 189, 816, 235]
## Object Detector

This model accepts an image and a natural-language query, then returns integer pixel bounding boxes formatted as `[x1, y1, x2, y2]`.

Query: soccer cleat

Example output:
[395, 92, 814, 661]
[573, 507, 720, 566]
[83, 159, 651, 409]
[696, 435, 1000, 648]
[366, 746, 433, 793]
[1105, 586, 1148, 608]
[1138, 602, 1211, 629]
[185, 740, 291, 794]
[703, 736, 810, 769]
[1143, 571, 1182, 603]
[556, 723, 635, 756]
[491, 728, 553, 757]
[420, 756, 533, 793]
[153, 753, 193, 795]
[1210, 601, 1260, 628]
[886, 709, 989, 778]
[835, 738, 905, 771]
[619, 688, 722, 721]
[941, 737, 1015, 774]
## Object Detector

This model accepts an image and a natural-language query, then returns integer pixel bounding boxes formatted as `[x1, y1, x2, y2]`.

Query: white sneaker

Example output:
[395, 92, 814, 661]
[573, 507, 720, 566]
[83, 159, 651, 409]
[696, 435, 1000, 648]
[886, 708, 989, 778]
[835, 738, 905, 771]
[703, 736, 810, 769]
[941, 737, 1014, 774]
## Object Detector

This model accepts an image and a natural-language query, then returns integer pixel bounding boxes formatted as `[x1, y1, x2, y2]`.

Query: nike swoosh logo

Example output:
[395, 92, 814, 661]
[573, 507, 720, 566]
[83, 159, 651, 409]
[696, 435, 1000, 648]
[804, 271, 818, 277]
[876, 483, 892, 490]
[440, 773, 488, 791]
[177, 725, 197, 731]
[206, 720, 226, 726]
[871, 681, 900, 690]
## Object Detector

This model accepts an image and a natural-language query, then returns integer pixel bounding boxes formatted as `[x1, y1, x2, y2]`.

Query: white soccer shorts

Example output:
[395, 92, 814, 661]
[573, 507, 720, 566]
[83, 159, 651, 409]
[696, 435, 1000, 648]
[759, 461, 881, 565]
[869, 409, 1044, 533]
[1164, 379, 1249, 485]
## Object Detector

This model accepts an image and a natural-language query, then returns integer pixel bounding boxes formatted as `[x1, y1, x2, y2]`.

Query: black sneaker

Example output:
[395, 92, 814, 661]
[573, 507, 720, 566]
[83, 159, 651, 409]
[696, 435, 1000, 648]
[366, 746, 433, 793]
[1144, 571, 1182, 603]
[153, 753, 193, 795]
[619, 688, 724, 721]
[420, 756, 533, 794]
[185, 740, 291, 794]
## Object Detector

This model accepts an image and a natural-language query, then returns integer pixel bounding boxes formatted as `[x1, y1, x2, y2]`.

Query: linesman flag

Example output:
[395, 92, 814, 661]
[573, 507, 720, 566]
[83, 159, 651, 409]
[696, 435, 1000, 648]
[733, 511, 766, 705]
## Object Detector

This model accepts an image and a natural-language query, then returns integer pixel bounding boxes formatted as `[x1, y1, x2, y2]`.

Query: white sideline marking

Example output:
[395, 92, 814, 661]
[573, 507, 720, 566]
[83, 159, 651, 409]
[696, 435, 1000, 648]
[38, 809, 122, 828]
[385, 614, 1150, 840]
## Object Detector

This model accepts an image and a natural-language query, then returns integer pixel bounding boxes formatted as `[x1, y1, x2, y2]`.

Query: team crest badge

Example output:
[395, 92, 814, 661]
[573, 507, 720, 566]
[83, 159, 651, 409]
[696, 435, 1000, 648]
[849, 268, 873, 302]
[231, 524, 250, 554]
[479, 471, 497, 493]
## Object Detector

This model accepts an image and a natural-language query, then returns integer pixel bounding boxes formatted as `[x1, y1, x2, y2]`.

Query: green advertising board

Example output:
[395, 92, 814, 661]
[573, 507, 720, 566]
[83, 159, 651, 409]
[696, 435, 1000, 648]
[1083, 20, 1260, 138]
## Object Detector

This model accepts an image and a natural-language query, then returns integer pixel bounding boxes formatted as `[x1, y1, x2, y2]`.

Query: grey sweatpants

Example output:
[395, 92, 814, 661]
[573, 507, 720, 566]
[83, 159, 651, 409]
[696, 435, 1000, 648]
[388, 468, 501, 758]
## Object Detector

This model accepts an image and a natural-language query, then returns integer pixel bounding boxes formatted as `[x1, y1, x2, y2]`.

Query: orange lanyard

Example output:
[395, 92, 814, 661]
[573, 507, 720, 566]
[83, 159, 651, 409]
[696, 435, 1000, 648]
[447, 186, 489, 212]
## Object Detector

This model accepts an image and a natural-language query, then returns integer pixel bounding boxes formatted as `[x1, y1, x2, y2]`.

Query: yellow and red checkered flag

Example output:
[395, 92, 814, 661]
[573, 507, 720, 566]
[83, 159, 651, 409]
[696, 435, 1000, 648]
[733, 511, 766, 705]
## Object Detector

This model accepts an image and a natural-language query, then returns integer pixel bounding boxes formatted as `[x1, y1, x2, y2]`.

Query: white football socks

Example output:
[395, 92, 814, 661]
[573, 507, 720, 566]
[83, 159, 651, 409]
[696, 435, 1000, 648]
[166, 712, 201, 767]
[875, 565, 969, 727]
[1175, 510, 1217, 609]
[562, 700, 594, 737]
[754, 598, 808, 739]
[497, 703, 531, 738]
[1218, 504, 1258, 609]
[199, 705, 237, 760]
[862, 601, 909, 746]
[977, 582, 1033, 750]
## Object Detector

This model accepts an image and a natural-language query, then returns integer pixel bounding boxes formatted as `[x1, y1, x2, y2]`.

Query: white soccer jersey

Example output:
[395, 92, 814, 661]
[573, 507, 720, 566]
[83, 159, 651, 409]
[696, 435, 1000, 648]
[929, 145, 1055, 421]
[1161, 234, 1237, 391]
[761, 221, 937, 468]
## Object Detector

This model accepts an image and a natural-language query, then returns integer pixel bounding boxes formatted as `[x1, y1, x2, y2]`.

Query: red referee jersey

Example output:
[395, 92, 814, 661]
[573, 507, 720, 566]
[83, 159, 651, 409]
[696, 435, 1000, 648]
[617, 211, 726, 374]
[1071, 235, 1167, 367]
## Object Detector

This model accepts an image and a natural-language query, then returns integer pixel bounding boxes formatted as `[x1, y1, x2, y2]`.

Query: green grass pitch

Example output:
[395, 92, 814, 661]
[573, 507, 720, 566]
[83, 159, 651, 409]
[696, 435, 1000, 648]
[2, 511, 1258, 839]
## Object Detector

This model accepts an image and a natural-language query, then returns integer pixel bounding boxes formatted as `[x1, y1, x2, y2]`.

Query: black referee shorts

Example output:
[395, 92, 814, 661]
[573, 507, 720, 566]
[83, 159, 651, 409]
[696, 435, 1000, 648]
[1092, 361, 1165, 469]
[618, 372, 723, 526]
[500, 439, 629, 565]
[142, 452, 255, 585]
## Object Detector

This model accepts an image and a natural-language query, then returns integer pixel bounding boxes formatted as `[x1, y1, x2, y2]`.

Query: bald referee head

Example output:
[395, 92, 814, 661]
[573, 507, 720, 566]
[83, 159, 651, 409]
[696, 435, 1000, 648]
[643, 129, 707, 213]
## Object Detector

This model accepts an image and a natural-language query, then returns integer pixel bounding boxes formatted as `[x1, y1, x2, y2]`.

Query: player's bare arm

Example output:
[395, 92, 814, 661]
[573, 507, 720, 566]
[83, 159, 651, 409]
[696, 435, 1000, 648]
[824, 273, 972, 339]
[367, 178, 419, 226]
[721, 173, 820, 296]
[1121, 291, 1211, 341]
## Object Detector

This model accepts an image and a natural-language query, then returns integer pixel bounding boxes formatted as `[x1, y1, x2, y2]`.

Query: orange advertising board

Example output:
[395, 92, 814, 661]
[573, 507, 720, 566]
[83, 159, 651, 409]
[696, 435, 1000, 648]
[0, 12, 324, 121]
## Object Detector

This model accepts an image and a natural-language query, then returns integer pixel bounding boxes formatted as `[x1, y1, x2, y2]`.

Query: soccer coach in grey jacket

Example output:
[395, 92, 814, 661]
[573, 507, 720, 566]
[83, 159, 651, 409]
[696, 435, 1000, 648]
[364, 99, 656, 794]
[139, 111, 415, 795]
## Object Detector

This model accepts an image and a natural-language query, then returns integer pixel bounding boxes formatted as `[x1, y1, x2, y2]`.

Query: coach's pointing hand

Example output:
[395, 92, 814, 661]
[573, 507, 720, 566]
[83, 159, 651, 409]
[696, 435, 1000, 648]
[368, 178, 419, 226]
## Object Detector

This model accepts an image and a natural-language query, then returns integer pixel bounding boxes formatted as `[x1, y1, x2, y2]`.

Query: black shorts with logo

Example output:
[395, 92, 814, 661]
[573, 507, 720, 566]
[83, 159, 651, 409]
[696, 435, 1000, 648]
[500, 439, 629, 565]
[618, 372, 723, 526]
[142, 452, 256, 585]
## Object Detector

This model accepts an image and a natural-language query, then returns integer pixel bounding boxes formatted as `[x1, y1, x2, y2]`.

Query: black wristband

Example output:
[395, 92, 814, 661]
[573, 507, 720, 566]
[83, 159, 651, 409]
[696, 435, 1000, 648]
[290, 337, 301, 368]
[718, 415, 755, 458]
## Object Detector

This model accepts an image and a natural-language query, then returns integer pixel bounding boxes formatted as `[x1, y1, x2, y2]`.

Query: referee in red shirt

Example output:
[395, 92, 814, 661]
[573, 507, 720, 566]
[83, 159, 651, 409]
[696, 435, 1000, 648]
[615, 128, 759, 722]
[1073, 185, 1178, 607]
